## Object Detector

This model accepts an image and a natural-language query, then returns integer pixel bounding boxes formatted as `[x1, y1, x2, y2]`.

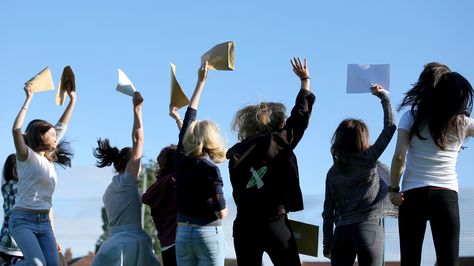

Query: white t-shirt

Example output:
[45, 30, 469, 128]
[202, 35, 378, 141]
[14, 122, 67, 210]
[399, 111, 474, 192]
[15, 147, 57, 210]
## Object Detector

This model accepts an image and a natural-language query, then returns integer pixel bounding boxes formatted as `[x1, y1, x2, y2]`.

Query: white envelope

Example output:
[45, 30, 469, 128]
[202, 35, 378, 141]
[346, 64, 390, 93]
[116, 69, 136, 97]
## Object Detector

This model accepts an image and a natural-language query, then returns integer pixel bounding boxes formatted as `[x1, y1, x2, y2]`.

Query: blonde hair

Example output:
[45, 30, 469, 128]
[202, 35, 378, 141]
[182, 120, 227, 163]
[232, 102, 286, 141]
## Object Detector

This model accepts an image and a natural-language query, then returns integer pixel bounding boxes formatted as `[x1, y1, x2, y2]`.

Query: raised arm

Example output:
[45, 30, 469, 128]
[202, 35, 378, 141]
[57, 83, 76, 125]
[169, 105, 183, 130]
[365, 84, 396, 161]
[188, 61, 208, 110]
[177, 62, 208, 151]
[126, 92, 144, 179]
[12, 82, 34, 161]
[270, 58, 315, 154]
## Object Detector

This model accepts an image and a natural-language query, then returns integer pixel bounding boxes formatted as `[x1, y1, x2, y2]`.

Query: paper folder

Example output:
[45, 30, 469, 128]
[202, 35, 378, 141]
[289, 219, 319, 257]
[56, 65, 75, 106]
[28, 67, 54, 92]
[170, 63, 189, 108]
[201, 41, 235, 71]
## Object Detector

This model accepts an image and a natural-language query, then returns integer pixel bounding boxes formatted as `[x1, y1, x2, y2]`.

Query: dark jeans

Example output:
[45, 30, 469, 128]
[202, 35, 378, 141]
[162, 245, 177, 266]
[331, 218, 384, 266]
[399, 187, 459, 266]
[233, 214, 301, 266]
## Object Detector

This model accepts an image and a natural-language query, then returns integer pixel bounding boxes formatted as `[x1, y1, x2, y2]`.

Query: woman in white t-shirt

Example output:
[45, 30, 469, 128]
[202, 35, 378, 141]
[8, 81, 76, 266]
[390, 63, 473, 266]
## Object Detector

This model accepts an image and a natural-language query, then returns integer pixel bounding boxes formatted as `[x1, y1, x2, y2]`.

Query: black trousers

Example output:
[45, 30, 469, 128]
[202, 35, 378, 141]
[399, 187, 460, 266]
[233, 214, 301, 266]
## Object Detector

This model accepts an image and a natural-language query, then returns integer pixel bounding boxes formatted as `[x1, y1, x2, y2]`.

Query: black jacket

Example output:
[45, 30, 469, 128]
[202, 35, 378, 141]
[227, 89, 315, 221]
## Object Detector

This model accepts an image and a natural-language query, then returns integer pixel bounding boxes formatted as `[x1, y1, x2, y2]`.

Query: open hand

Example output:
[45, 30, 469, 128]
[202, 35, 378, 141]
[291, 57, 310, 80]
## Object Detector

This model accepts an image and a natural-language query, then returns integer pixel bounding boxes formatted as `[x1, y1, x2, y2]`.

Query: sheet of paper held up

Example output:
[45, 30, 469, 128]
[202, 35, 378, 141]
[346, 64, 390, 93]
[116, 69, 136, 97]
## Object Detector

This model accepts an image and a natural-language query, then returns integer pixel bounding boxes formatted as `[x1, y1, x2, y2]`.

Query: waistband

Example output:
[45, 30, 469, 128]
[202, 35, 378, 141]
[108, 224, 144, 235]
[13, 207, 49, 214]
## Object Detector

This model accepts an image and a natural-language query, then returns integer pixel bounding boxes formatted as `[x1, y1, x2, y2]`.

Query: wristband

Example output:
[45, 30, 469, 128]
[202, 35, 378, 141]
[300, 77, 310, 81]
[388, 186, 400, 193]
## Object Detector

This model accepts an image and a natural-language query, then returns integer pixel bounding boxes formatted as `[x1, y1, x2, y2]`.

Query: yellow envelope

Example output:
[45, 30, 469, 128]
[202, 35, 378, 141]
[28, 67, 54, 92]
[289, 219, 319, 257]
[201, 41, 235, 71]
[170, 63, 189, 109]
[56, 65, 75, 106]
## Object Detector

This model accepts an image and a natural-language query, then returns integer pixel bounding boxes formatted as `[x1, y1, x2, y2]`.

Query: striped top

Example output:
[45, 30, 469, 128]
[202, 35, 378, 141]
[322, 92, 396, 249]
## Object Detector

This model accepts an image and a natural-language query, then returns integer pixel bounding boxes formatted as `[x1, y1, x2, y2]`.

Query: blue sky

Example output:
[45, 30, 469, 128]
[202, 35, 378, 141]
[1, 0, 473, 260]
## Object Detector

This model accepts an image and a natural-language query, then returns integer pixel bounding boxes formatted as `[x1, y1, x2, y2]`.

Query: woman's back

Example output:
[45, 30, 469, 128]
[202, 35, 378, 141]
[103, 172, 141, 226]
[400, 111, 473, 192]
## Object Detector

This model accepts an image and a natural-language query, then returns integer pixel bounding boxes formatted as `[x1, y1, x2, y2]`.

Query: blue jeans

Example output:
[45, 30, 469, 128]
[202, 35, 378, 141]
[399, 187, 459, 266]
[8, 209, 58, 266]
[331, 218, 384, 266]
[175, 224, 225, 266]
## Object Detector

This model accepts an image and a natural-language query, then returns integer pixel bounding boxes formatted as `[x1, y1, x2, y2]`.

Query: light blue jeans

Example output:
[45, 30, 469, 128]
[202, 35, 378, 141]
[175, 224, 225, 266]
[8, 209, 58, 266]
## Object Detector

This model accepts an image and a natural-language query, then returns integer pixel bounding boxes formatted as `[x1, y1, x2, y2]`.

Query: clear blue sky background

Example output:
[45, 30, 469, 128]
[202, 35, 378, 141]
[1, 0, 473, 260]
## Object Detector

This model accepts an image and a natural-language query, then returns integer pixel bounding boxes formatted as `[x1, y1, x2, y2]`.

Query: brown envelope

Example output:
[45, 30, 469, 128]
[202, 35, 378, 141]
[289, 219, 319, 257]
[201, 41, 235, 71]
[56, 65, 76, 106]
[170, 63, 189, 108]
[28, 67, 54, 92]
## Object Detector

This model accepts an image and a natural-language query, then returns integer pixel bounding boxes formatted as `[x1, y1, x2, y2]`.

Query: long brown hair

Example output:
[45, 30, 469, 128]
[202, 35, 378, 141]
[407, 71, 473, 149]
[331, 119, 370, 170]
[24, 119, 73, 167]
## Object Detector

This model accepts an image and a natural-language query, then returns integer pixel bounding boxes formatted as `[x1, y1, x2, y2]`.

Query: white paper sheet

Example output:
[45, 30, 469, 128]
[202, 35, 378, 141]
[116, 69, 136, 97]
[346, 64, 390, 93]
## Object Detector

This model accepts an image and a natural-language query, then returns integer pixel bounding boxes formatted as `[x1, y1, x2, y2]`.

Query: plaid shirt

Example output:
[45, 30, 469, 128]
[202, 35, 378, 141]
[0, 180, 22, 256]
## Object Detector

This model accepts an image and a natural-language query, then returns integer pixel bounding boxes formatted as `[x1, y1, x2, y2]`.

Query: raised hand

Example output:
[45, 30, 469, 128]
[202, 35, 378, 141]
[24, 82, 33, 99]
[169, 105, 181, 121]
[198, 61, 208, 83]
[370, 83, 387, 96]
[133, 91, 143, 107]
[291, 57, 310, 80]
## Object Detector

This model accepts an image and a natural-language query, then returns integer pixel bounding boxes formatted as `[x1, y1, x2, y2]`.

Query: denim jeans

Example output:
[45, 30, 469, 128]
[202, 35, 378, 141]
[331, 218, 384, 266]
[8, 209, 58, 266]
[175, 224, 225, 266]
[399, 187, 459, 266]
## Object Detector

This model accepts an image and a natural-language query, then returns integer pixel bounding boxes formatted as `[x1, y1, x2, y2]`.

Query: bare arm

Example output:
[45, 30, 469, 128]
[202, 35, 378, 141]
[169, 105, 183, 130]
[57, 84, 76, 125]
[188, 61, 208, 110]
[215, 207, 228, 219]
[389, 129, 410, 206]
[12, 83, 34, 161]
[125, 92, 144, 179]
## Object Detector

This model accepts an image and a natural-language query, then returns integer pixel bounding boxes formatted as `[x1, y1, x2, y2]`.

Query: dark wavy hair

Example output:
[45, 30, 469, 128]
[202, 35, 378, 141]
[331, 119, 370, 171]
[156, 145, 177, 178]
[407, 71, 473, 149]
[24, 119, 73, 167]
[93, 138, 131, 173]
[398, 62, 451, 112]
[3, 154, 18, 182]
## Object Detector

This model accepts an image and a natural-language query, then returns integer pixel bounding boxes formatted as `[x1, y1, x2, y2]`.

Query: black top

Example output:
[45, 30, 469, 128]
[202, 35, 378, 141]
[227, 89, 316, 223]
[175, 108, 226, 226]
